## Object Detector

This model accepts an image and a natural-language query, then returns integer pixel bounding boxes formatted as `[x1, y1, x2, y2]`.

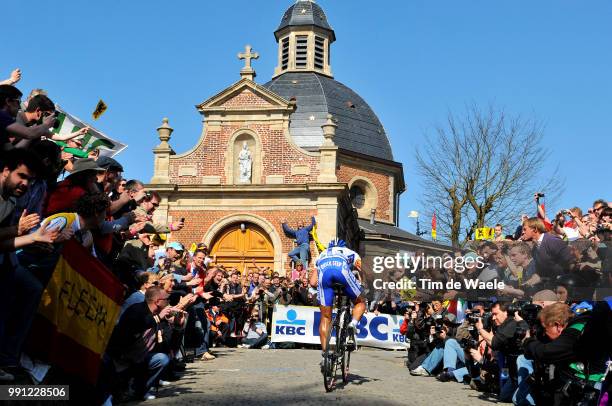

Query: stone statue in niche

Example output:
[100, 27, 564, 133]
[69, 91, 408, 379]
[238, 141, 252, 183]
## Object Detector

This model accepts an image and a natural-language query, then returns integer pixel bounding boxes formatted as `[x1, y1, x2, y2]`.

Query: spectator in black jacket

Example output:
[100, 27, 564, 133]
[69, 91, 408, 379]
[105, 286, 179, 401]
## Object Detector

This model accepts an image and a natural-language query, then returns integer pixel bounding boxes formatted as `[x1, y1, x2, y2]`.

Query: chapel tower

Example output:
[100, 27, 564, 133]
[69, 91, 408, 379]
[273, 0, 335, 78]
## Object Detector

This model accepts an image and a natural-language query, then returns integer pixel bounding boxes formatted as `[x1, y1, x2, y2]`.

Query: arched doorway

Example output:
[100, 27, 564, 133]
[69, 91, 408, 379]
[209, 222, 274, 274]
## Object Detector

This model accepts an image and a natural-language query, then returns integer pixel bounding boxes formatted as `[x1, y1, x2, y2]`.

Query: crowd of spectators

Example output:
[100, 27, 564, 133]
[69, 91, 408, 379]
[394, 297, 611, 405]
[1, 73, 326, 403]
[372, 194, 611, 405]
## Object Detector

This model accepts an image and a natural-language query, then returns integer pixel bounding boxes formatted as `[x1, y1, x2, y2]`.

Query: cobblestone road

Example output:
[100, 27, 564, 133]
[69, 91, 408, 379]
[144, 347, 499, 405]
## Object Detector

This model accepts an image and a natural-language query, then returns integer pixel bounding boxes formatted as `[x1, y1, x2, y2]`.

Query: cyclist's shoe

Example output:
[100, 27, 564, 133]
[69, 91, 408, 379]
[320, 353, 330, 375]
[346, 324, 357, 351]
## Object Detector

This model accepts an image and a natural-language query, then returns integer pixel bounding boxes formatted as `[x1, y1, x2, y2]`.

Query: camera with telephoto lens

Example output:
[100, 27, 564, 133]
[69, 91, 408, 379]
[535, 192, 545, 198]
[509, 303, 543, 353]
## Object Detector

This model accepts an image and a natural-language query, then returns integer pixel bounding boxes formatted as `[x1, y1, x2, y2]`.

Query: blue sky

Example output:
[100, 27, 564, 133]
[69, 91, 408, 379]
[5, 0, 611, 233]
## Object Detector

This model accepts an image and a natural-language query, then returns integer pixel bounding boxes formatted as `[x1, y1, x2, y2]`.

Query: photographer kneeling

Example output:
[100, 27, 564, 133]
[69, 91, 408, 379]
[240, 308, 269, 349]
[522, 302, 611, 406]
[410, 313, 464, 380]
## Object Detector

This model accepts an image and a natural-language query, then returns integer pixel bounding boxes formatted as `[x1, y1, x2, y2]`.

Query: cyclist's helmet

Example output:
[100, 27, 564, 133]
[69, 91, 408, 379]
[328, 238, 347, 248]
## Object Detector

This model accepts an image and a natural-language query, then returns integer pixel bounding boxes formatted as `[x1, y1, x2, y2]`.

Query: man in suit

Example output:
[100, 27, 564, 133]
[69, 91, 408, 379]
[521, 217, 574, 281]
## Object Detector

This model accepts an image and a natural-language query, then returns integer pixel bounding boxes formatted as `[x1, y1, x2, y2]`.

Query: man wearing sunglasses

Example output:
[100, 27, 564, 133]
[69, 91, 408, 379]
[0, 85, 54, 154]
[135, 191, 184, 234]
[105, 285, 180, 401]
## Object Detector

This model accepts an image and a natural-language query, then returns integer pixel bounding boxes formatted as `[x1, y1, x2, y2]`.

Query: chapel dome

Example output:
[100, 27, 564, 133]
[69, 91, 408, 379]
[275, 0, 335, 41]
[263, 72, 394, 161]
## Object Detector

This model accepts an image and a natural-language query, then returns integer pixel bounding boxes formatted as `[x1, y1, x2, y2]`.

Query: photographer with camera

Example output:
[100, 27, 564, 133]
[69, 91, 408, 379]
[474, 302, 530, 401]
[240, 308, 269, 349]
[400, 303, 431, 365]
[520, 301, 611, 406]
[410, 312, 463, 380]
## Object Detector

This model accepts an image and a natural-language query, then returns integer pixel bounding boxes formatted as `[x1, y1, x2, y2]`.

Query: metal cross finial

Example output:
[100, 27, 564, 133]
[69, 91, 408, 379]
[238, 45, 259, 70]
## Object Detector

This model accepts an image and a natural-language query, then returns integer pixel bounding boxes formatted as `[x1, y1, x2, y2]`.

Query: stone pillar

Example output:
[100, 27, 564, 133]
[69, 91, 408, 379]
[316, 195, 339, 249]
[150, 118, 173, 184]
[318, 114, 338, 183]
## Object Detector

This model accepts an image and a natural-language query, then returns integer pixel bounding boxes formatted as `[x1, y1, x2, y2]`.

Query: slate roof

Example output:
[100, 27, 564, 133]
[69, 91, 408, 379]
[263, 72, 394, 161]
[275, 0, 334, 40]
[358, 219, 454, 251]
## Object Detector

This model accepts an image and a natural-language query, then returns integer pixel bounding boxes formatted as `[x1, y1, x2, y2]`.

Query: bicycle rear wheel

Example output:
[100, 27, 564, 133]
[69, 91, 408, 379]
[339, 309, 351, 383]
[323, 318, 337, 392]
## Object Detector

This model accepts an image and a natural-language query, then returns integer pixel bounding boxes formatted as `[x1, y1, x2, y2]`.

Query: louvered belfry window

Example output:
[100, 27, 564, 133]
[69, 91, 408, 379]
[314, 36, 325, 69]
[295, 36, 308, 68]
[281, 37, 290, 70]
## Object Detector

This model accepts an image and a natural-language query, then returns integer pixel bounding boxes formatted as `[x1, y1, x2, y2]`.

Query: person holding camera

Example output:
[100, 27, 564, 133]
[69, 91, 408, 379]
[0, 85, 61, 155]
[135, 191, 184, 234]
[400, 303, 431, 365]
[474, 302, 530, 401]
[240, 309, 269, 349]
[520, 301, 611, 406]
[410, 313, 464, 379]
[103, 286, 183, 401]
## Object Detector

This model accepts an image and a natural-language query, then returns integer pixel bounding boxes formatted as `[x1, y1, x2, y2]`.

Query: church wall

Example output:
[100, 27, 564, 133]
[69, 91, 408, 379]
[167, 208, 318, 272]
[337, 162, 392, 223]
[167, 123, 320, 185]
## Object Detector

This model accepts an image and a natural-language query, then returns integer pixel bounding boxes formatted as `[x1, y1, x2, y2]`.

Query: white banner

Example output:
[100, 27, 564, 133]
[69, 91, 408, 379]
[271, 305, 407, 350]
[51, 105, 127, 158]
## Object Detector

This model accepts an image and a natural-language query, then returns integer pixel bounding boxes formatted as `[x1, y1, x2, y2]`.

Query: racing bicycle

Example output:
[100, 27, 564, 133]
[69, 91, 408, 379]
[322, 283, 355, 392]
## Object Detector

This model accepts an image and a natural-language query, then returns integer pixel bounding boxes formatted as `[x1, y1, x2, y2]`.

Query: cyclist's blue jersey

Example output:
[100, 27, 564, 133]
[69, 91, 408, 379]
[315, 246, 363, 306]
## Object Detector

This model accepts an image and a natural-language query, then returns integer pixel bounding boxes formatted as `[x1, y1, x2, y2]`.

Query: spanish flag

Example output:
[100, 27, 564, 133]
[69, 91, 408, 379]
[26, 239, 124, 384]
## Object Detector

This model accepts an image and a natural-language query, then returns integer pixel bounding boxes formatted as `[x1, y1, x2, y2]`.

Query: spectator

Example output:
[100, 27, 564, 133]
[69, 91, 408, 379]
[44, 158, 104, 215]
[281, 216, 315, 266]
[134, 191, 184, 234]
[111, 179, 146, 220]
[521, 217, 574, 280]
[494, 224, 505, 241]
[10, 140, 62, 224]
[104, 286, 180, 401]
[13, 94, 88, 148]
[507, 242, 539, 292]
[240, 309, 269, 349]
[0, 69, 21, 86]
[206, 299, 230, 347]
[120, 272, 160, 318]
[0, 85, 54, 154]
[96, 156, 124, 202]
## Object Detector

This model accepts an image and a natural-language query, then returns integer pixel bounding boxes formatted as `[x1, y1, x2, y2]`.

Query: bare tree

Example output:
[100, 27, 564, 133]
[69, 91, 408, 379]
[415, 104, 563, 246]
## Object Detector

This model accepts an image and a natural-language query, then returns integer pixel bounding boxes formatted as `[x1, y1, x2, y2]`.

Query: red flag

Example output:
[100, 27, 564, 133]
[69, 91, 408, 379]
[431, 212, 437, 240]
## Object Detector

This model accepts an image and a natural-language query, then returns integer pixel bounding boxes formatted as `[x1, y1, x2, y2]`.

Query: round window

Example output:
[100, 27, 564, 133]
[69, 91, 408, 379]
[350, 185, 365, 209]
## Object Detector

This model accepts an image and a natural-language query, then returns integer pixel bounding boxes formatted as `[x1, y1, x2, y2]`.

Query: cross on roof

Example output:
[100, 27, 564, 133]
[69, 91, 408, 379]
[238, 45, 259, 70]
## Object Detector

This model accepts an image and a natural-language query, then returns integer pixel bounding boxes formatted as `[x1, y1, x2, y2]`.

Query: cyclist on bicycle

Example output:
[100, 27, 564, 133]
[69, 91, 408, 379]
[309, 238, 366, 368]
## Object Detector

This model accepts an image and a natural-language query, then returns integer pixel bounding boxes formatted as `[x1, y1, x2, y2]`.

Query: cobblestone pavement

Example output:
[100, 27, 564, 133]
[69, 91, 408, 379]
[144, 347, 499, 405]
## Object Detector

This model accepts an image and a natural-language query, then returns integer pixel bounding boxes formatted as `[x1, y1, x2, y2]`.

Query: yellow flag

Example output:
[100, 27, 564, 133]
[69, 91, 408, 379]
[92, 99, 108, 120]
[475, 227, 494, 240]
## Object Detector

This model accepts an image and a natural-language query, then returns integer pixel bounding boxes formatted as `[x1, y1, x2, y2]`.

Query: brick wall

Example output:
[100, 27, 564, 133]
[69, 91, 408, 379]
[220, 89, 271, 108]
[167, 209, 318, 272]
[167, 123, 320, 185]
[337, 162, 392, 222]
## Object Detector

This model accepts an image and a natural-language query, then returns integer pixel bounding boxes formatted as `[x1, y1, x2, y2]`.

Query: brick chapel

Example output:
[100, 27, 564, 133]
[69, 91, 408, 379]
[148, 0, 448, 276]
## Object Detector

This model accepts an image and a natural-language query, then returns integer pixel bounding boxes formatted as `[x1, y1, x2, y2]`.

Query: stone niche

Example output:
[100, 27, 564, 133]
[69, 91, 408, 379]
[227, 130, 262, 185]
